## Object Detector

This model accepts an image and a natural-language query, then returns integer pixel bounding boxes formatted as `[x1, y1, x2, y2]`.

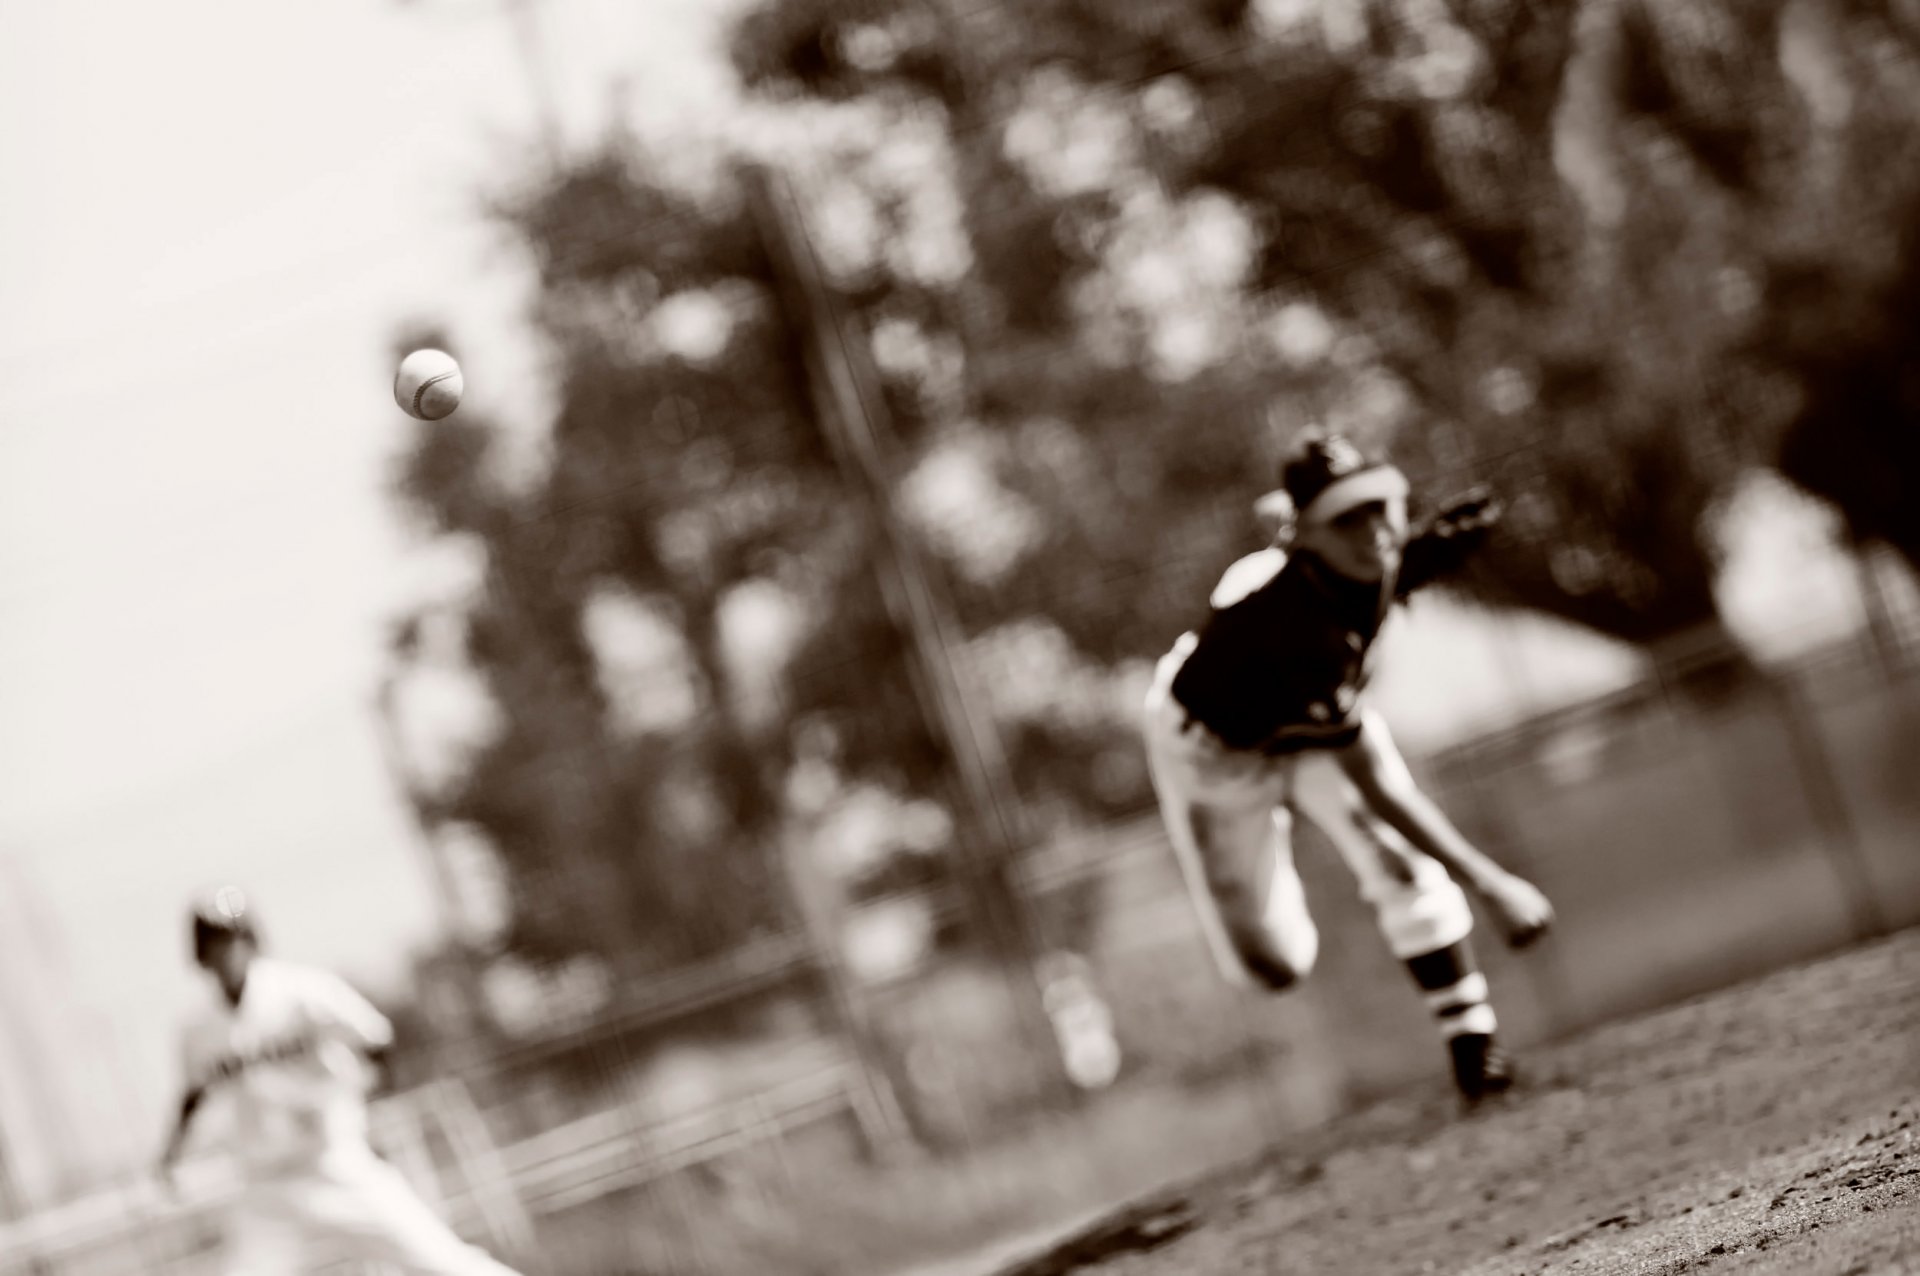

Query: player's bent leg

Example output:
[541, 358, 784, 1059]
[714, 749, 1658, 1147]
[1381, 854, 1514, 1102]
[1143, 651, 1308, 991]
[1406, 938, 1516, 1104]
[296, 1152, 526, 1276]
[1292, 743, 1515, 1103]
[1190, 799, 1318, 991]
[1143, 640, 1248, 987]
[1361, 833, 1476, 961]
[1145, 737, 1260, 990]
[1237, 803, 1319, 989]
[1363, 848, 1515, 1101]
[1290, 753, 1474, 959]
[1144, 745, 1313, 991]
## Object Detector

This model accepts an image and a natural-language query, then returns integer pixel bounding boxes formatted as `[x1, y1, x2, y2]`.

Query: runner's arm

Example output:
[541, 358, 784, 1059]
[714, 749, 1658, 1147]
[304, 969, 398, 1093]
[157, 1084, 205, 1175]
[307, 969, 395, 1057]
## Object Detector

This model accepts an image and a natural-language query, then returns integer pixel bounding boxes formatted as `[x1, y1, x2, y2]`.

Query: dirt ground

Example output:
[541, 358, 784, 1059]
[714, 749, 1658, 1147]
[996, 927, 1920, 1276]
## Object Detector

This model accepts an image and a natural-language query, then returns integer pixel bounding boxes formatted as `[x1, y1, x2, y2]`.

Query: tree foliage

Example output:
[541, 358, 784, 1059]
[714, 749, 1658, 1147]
[729, 0, 1920, 646]
[390, 161, 863, 970]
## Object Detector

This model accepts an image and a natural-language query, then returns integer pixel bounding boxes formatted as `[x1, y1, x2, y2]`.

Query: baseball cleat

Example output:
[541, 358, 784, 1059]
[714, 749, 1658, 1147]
[1450, 1033, 1517, 1105]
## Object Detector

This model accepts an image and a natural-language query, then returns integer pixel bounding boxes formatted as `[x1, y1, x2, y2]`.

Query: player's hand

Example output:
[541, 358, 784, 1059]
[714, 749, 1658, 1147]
[1433, 487, 1503, 537]
[1480, 872, 1554, 948]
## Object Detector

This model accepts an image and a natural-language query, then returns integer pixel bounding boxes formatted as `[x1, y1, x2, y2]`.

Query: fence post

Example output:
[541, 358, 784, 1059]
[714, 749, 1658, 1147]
[429, 1079, 538, 1260]
[1766, 668, 1889, 943]
[746, 162, 1080, 1112]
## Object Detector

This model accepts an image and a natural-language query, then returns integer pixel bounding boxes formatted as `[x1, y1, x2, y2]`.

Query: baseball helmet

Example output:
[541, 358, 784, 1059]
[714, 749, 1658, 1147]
[191, 885, 260, 960]
[1256, 432, 1410, 530]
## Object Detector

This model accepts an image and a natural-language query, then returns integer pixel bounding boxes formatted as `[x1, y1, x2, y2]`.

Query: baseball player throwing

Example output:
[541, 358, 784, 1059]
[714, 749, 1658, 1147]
[1144, 433, 1555, 1103]
[157, 887, 525, 1274]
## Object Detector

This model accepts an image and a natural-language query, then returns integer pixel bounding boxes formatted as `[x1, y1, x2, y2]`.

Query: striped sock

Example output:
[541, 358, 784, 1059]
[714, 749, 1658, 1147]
[1404, 940, 1498, 1041]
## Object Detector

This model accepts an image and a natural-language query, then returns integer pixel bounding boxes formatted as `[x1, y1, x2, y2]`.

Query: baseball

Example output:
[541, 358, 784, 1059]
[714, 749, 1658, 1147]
[393, 349, 464, 421]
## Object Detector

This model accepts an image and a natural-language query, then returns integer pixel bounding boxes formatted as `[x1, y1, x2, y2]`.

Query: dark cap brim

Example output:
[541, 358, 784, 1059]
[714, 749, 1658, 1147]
[1296, 465, 1410, 525]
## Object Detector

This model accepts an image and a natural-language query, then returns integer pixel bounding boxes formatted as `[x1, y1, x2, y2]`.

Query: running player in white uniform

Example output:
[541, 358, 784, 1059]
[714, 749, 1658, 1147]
[157, 887, 525, 1275]
[1143, 434, 1556, 1104]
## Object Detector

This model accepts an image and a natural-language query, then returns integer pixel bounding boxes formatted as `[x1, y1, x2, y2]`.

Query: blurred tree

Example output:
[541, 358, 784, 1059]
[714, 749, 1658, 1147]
[727, 0, 1920, 665]
[1738, 2, 1920, 564]
[1769, 228, 1920, 564]
[387, 163, 864, 972]
[387, 151, 1087, 1124]
[385, 147, 1095, 1018]
[1550, 0, 1920, 582]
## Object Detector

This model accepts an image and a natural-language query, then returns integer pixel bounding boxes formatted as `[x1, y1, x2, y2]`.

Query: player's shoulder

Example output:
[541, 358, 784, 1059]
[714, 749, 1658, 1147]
[1210, 548, 1288, 610]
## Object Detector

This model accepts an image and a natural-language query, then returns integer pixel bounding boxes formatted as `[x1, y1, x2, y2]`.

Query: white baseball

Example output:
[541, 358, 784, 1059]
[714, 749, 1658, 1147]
[394, 349, 464, 421]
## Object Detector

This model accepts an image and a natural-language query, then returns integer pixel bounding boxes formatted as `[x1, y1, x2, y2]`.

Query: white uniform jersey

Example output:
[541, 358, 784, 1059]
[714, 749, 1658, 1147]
[181, 957, 393, 1173]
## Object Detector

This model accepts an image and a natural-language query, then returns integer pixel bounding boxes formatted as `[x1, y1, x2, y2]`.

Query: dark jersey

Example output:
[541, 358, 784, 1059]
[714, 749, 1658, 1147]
[1169, 515, 1490, 754]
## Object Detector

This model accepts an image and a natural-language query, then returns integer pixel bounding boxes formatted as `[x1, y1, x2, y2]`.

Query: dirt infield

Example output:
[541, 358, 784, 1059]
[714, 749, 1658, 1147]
[996, 928, 1920, 1276]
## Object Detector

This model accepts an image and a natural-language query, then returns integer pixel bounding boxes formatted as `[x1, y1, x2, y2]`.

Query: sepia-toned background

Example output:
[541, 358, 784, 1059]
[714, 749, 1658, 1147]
[4, 1, 1919, 1272]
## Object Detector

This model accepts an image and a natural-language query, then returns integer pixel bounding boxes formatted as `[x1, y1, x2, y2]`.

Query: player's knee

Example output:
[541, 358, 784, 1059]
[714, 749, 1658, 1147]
[1376, 867, 1475, 959]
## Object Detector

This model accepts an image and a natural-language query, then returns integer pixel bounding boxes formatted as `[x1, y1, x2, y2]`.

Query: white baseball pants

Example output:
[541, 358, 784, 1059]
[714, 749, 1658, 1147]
[222, 1148, 523, 1276]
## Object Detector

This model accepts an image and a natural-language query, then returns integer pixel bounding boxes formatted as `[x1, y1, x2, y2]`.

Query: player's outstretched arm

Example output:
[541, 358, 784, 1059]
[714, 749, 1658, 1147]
[307, 968, 396, 1055]
[1337, 715, 1554, 948]
[155, 1086, 205, 1185]
[304, 967, 398, 1094]
[1396, 487, 1502, 599]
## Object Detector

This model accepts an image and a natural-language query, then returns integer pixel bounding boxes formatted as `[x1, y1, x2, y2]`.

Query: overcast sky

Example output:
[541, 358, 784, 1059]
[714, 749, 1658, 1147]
[0, 0, 742, 1171]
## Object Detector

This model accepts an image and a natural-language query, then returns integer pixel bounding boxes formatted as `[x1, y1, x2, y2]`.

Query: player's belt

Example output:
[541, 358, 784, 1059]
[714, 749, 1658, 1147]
[1256, 715, 1365, 755]
[1170, 695, 1250, 753]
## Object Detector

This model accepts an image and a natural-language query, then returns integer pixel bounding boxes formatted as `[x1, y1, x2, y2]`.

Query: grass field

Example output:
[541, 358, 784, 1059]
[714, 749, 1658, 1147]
[988, 926, 1920, 1276]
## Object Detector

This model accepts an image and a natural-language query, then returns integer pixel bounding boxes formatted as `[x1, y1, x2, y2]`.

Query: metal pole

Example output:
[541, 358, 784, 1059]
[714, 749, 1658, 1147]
[776, 821, 924, 1155]
[745, 164, 1077, 1106]
[373, 656, 494, 1070]
[1767, 673, 1890, 943]
[375, 668, 471, 947]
